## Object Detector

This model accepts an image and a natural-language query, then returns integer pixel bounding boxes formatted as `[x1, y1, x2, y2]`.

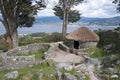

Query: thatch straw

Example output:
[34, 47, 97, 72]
[66, 27, 99, 42]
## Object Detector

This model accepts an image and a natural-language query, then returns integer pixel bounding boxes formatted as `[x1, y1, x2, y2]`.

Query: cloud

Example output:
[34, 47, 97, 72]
[37, 0, 58, 17]
[37, 0, 120, 18]
[74, 0, 120, 18]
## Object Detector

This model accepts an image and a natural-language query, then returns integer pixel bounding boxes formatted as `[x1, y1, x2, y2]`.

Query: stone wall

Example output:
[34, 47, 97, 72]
[6, 43, 50, 56]
[59, 43, 69, 52]
[80, 42, 98, 48]
[0, 43, 51, 71]
[65, 40, 98, 49]
[5, 55, 35, 64]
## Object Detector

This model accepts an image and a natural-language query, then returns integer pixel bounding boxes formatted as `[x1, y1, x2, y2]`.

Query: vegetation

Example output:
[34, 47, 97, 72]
[87, 48, 110, 60]
[19, 32, 62, 46]
[96, 27, 120, 54]
[0, 0, 46, 49]
[53, 6, 81, 23]
[0, 32, 62, 50]
[0, 53, 2, 66]
[92, 27, 120, 80]
[53, 0, 84, 40]
[113, 0, 120, 12]
[0, 63, 56, 80]
[17, 50, 46, 60]
[60, 68, 77, 75]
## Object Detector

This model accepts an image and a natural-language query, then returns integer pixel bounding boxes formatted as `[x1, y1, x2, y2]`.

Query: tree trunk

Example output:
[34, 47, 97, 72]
[62, 8, 68, 40]
[11, 29, 18, 48]
[5, 29, 18, 50]
[1, 18, 19, 50]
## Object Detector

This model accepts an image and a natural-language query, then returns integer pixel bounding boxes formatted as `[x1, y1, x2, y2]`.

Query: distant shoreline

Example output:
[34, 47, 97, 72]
[0, 23, 119, 35]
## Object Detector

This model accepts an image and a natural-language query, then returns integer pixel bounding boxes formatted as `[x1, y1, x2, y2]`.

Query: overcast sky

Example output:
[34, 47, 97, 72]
[37, 0, 120, 18]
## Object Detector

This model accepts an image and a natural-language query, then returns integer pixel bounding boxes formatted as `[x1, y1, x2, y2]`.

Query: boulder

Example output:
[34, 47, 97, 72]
[62, 73, 77, 80]
[38, 73, 43, 80]
[56, 70, 62, 80]
[85, 57, 100, 67]
[4, 71, 18, 79]
[111, 74, 118, 79]
[105, 68, 115, 74]
[56, 62, 73, 71]
[117, 60, 120, 65]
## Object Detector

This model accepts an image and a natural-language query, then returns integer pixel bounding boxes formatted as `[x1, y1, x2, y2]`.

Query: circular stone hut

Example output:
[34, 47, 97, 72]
[66, 27, 99, 49]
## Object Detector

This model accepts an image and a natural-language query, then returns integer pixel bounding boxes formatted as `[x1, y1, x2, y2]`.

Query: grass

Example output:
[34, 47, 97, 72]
[0, 62, 56, 80]
[0, 70, 12, 80]
[0, 53, 2, 65]
[17, 50, 46, 60]
[85, 74, 91, 80]
[88, 47, 111, 60]
[60, 68, 77, 75]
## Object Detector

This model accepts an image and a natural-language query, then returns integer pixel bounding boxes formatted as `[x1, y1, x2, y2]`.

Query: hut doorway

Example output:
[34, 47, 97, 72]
[74, 41, 79, 49]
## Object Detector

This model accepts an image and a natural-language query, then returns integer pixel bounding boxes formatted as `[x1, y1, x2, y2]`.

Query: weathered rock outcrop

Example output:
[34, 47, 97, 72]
[4, 71, 18, 79]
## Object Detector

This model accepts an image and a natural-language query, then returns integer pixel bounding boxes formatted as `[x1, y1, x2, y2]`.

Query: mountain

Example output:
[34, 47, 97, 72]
[80, 16, 120, 26]
[35, 16, 120, 26]
[35, 16, 62, 23]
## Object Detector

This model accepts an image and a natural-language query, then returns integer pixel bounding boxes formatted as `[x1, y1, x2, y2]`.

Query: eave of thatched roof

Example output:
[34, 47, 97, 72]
[66, 27, 99, 42]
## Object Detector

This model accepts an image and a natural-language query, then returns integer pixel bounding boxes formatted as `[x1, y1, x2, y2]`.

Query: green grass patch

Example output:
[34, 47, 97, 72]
[0, 62, 56, 80]
[18, 63, 56, 80]
[85, 74, 91, 80]
[88, 47, 111, 60]
[19, 32, 62, 46]
[17, 50, 46, 60]
[0, 54, 3, 65]
[0, 70, 12, 80]
[60, 68, 77, 76]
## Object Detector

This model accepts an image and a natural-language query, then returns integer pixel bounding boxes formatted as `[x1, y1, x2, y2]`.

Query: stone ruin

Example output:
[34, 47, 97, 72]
[0, 42, 68, 71]
[0, 43, 50, 71]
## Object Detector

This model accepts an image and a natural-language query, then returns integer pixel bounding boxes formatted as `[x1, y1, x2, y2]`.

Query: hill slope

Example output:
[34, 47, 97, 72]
[35, 16, 120, 26]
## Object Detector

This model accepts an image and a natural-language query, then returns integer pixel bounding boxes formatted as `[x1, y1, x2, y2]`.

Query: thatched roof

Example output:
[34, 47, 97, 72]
[66, 27, 99, 42]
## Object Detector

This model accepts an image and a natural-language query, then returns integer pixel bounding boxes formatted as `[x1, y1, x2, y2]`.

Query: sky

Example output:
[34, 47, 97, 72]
[37, 0, 120, 18]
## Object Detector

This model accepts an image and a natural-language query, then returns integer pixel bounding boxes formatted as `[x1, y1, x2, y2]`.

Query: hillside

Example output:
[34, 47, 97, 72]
[35, 16, 120, 26]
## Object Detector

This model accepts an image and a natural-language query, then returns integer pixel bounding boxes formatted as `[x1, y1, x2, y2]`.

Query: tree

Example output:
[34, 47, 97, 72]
[113, 0, 120, 12]
[53, 0, 84, 40]
[0, 0, 46, 49]
[53, 6, 81, 23]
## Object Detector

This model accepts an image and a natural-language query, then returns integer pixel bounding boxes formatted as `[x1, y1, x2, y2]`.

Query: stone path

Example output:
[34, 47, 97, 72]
[51, 49, 85, 63]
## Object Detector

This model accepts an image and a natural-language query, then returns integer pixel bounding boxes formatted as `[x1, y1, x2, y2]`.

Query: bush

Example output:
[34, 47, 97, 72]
[41, 32, 62, 42]
[96, 27, 120, 54]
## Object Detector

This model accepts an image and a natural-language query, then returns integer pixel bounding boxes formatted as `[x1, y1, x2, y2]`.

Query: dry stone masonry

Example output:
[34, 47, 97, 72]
[0, 43, 50, 70]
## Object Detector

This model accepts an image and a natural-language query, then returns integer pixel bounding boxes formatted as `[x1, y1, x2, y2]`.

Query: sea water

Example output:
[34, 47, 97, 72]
[0, 23, 118, 35]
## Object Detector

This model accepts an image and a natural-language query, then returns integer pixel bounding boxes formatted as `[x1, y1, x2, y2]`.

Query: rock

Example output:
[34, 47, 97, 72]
[101, 56, 112, 68]
[102, 56, 111, 62]
[73, 64, 86, 71]
[49, 74, 54, 78]
[117, 60, 120, 65]
[45, 45, 57, 59]
[85, 57, 100, 67]
[62, 73, 77, 80]
[104, 68, 115, 74]
[56, 70, 62, 80]
[38, 73, 43, 80]
[56, 62, 73, 71]
[64, 65, 73, 71]
[111, 74, 118, 79]
[46, 60, 56, 67]
[76, 73, 86, 80]
[4, 71, 18, 79]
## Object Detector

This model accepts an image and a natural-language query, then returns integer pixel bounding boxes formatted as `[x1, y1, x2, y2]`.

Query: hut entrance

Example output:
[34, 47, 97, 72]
[74, 41, 79, 49]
